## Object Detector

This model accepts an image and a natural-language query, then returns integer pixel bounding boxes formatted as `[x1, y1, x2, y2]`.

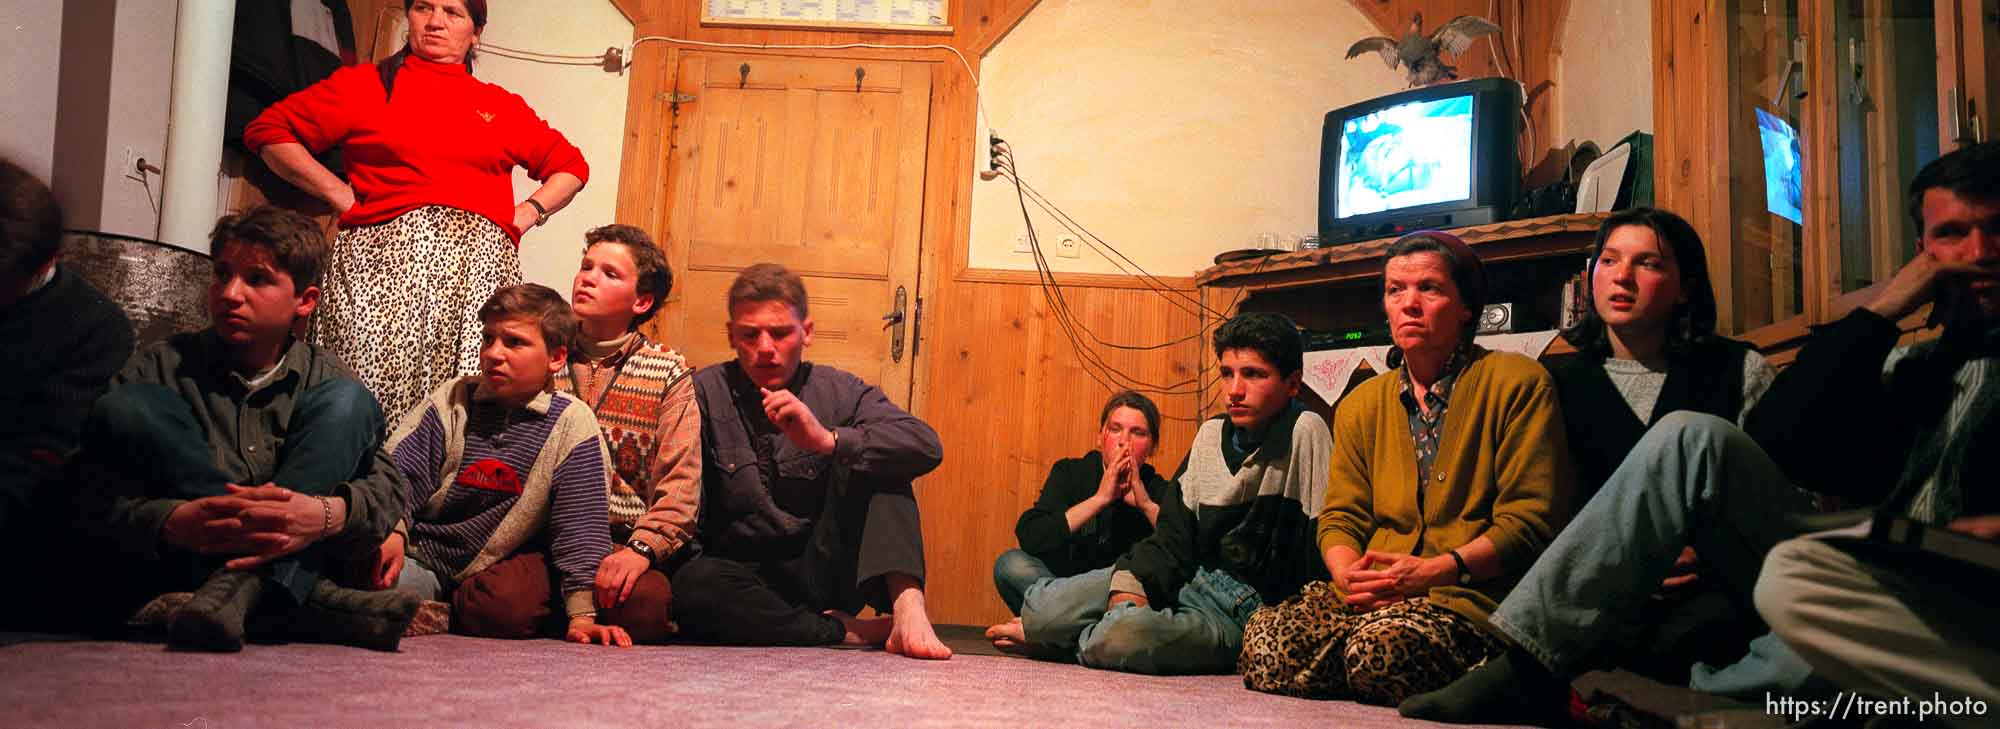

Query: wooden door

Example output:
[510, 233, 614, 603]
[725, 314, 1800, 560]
[653, 53, 932, 405]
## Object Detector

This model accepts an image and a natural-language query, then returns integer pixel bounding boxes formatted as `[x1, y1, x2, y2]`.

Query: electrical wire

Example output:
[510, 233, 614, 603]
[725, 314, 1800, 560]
[994, 149, 1284, 424]
[140, 172, 161, 237]
[482, 42, 605, 60]
[480, 47, 606, 67]
[1002, 163, 1204, 398]
[1007, 174, 1222, 319]
[992, 142, 1227, 321]
[991, 135, 1286, 424]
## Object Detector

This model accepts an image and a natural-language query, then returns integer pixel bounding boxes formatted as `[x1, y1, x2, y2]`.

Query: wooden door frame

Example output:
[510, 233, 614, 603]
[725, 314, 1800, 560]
[610, 1, 1043, 416]
[624, 45, 969, 406]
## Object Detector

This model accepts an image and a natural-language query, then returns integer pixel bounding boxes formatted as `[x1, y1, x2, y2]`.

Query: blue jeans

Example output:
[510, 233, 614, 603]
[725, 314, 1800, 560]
[1021, 565, 1263, 675]
[85, 378, 385, 604]
[1490, 412, 1818, 683]
[992, 549, 1055, 615]
[394, 555, 451, 602]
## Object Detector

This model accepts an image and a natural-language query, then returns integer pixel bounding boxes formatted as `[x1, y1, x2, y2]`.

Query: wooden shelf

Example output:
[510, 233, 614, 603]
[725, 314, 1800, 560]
[1196, 212, 1611, 291]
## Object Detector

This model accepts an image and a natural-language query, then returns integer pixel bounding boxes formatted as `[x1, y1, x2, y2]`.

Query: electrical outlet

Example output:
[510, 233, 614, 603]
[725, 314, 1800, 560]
[1012, 233, 1032, 253]
[120, 147, 146, 182]
[1055, 233, 1082, 259]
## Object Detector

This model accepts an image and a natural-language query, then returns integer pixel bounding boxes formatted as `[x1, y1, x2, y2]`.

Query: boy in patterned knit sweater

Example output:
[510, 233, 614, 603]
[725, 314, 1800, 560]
[554, 225, 697, 643]
[376, 283, 629, 646]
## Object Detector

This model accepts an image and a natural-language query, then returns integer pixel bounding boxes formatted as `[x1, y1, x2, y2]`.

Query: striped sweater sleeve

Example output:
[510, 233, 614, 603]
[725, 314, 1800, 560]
[389, 407, 449, 533]
[547, 436, 613, 616]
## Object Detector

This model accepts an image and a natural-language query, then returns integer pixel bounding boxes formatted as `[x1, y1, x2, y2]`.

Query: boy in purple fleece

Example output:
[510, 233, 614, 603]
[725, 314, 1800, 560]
[376, 283, 629, 646]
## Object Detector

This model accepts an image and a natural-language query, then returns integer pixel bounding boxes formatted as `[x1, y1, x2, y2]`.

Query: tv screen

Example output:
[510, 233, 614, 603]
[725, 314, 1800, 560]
[1755, 107, 1804, 225]
[1335, 94, 1476, 219]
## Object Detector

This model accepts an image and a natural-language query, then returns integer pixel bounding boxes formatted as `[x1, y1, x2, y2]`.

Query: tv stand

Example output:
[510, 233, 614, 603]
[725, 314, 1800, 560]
[1322, 207, 1507, 247]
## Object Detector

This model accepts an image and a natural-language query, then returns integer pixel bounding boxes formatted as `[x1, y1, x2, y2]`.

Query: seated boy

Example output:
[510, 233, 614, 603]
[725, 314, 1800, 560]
[986, 312, 1332, 675]
[991, 390, 1170, 619]
[378, 283, 628, 646]
[671, 263, 951, 659]
[69, 205, 415, 651]
[555, 224, 697, 643]
[0, 157, 134, 630]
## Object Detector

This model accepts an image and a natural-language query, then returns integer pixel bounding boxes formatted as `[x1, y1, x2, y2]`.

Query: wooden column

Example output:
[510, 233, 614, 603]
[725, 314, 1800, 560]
[1651, 0, 1738, 332]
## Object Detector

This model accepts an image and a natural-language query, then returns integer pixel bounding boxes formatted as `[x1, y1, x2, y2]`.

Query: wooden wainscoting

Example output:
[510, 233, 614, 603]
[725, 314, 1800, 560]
[917, 269, 1206, 626]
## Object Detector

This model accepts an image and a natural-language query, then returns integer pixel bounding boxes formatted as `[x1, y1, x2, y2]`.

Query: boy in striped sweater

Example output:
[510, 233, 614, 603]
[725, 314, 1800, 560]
[375, 283, 628, 646]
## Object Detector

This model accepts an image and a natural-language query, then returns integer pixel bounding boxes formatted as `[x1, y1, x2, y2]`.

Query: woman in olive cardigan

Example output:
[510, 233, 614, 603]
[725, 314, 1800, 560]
[1239, 232, 1575, 706]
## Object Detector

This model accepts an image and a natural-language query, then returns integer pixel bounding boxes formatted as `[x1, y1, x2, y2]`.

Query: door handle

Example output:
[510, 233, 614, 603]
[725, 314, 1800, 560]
[883, 286, 907, 363]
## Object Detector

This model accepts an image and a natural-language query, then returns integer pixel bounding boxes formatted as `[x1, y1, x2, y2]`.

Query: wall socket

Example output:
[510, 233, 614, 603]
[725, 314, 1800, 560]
[1013, 233, 1032, 253]
[120, 146, 154, 182]
[1055, 233, 1082, 259]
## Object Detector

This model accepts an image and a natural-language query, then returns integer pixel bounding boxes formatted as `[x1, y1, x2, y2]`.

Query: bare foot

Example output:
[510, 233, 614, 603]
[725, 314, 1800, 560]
[984, 617, 1031, 655]
[886, 612, 952, 660]
[825, 610, 892, 647]
[883, 581, 952, 660]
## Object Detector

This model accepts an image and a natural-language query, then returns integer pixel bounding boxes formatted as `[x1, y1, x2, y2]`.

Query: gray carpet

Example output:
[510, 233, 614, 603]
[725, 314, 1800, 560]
[0, 631, 1534, 728]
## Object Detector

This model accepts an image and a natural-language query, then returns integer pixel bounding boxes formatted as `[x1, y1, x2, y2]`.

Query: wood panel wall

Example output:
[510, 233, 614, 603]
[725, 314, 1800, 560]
[609, 0, 1211, 626]
[1651, 0, 1740, 331]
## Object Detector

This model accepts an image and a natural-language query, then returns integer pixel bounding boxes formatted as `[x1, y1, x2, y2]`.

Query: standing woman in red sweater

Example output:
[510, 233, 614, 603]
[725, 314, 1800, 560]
[243, 0, 588, 419]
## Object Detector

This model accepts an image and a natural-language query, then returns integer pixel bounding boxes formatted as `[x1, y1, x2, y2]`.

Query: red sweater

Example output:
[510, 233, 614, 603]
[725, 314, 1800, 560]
[243, 56, 589, 243]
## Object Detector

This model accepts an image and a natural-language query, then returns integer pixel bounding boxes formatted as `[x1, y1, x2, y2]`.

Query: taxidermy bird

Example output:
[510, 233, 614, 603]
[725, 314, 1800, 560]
[1346, 12, 1503, 87]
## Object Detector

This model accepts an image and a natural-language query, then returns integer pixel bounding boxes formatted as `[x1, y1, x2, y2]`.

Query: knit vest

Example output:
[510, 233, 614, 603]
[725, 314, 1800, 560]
[555, 335, 693, 526]
[1553, 338, 1751, 497]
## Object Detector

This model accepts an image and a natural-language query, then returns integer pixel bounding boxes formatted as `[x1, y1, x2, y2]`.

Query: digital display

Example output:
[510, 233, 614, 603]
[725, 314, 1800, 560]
[1335, 94, 1476, 219]
[1755, 107, 1804, 225]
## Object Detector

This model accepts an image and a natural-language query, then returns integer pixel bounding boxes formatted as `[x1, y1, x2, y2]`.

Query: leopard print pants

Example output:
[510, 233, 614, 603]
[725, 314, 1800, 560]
[1239, 580, 1504, 705]
[310, 206, 520, 422]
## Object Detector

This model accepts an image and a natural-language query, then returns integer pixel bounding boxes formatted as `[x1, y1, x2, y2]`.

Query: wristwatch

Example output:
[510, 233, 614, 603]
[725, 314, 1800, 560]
[626, 538, 657, 567]
[1449, 549, 1472, 585]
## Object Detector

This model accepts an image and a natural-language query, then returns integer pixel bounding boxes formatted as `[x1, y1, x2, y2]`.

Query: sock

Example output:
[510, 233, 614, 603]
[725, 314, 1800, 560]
[1399, 645, 1568, 725]
[283, 580, 421, 651]
[169, 570, 264, 652]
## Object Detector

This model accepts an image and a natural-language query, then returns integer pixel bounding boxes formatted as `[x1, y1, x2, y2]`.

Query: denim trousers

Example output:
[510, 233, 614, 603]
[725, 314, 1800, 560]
[992, 549, 1056, 615]
[1021, 565, 1263, 675]
[85, 379, 384, 604]
[1489, 412, 1820, 686]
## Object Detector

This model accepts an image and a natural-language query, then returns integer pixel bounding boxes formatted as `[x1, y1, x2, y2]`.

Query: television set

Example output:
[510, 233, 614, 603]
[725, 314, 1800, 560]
[1754, 107, 1804, 225]
[1318, 77, 1524, 245]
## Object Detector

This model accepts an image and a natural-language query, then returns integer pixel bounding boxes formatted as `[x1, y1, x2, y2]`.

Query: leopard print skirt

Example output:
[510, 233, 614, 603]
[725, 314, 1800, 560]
[310, 206, 520, 422]
[1239, 581, 1504, 705]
